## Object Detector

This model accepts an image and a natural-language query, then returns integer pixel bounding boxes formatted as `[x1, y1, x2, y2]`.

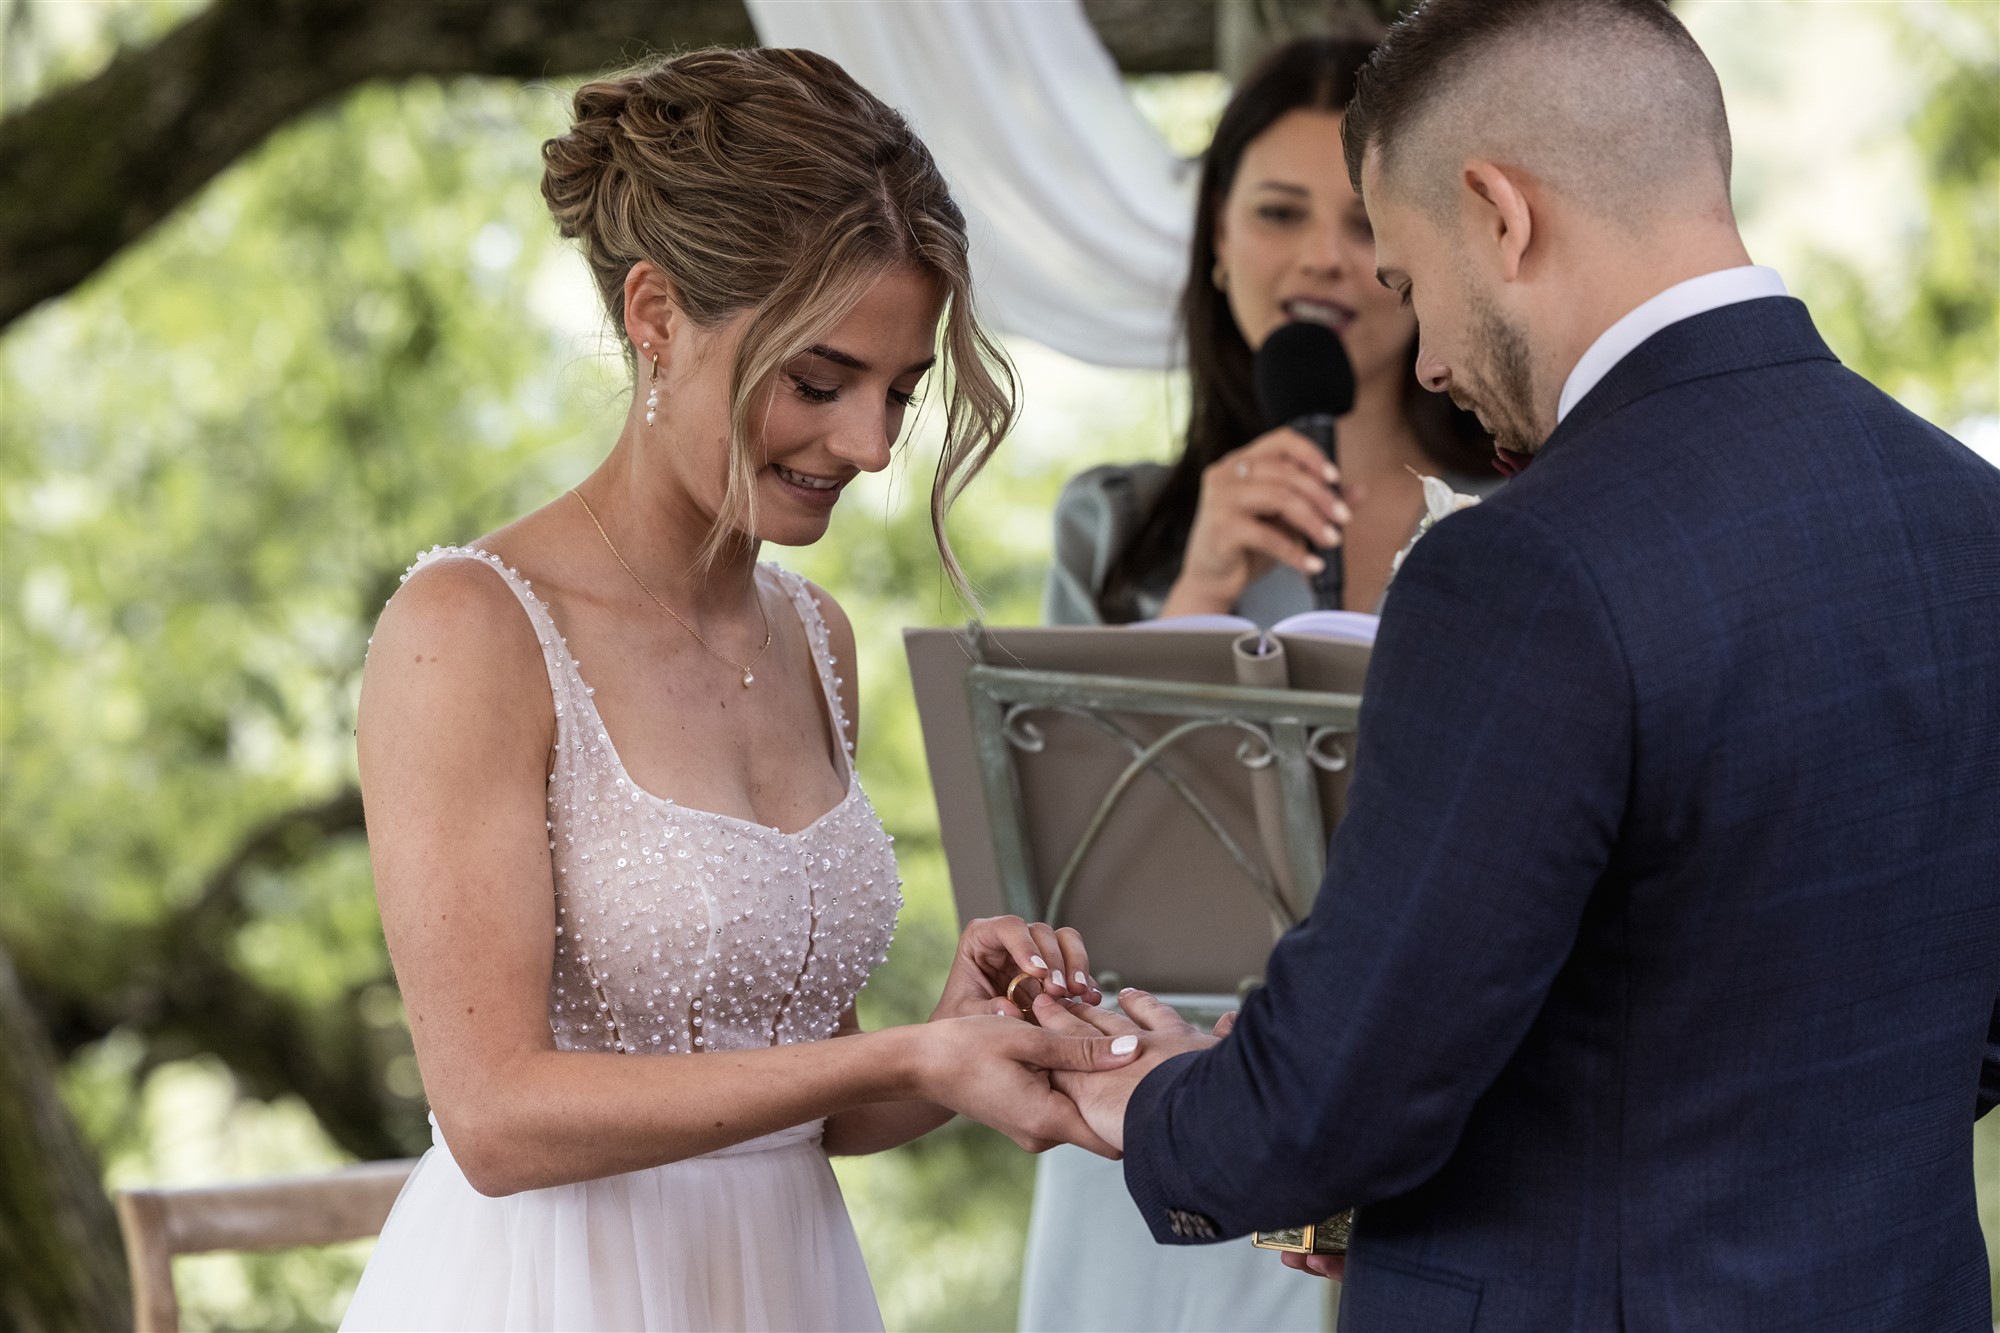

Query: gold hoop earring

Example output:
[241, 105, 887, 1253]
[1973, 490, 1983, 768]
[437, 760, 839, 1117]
[1211, 262, 1229, 291]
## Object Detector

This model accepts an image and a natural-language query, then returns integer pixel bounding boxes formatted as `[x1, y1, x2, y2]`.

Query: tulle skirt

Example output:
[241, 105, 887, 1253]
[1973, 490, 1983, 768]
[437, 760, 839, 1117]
[341, 1119, 881, 1332]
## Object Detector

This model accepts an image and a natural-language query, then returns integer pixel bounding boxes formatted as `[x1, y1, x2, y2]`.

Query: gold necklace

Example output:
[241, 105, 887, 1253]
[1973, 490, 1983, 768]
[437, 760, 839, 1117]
[570, 488, 772, 688]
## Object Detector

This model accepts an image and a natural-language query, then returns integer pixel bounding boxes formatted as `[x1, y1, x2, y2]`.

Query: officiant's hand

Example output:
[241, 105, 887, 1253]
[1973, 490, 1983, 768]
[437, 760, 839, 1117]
[1161, 430, 1350, 618]
[929, 915, 1103, 1024]
[1031, 989, 1219, 1153]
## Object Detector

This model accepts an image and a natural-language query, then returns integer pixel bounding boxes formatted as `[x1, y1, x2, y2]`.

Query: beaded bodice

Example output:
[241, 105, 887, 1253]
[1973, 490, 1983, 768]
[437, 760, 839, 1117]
[406, 546, 902, 1057]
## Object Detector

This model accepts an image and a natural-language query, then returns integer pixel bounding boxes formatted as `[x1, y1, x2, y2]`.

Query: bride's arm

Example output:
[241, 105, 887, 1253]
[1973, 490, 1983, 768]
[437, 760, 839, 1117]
[359, 562, 1132, 1197]
[821, 1007, 954, 1156]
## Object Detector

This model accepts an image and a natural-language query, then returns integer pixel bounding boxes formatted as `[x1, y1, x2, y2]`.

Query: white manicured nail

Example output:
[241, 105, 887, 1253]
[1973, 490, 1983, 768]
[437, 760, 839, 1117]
[1030, 955, 1047, 970]
[1112, 1036, 1138, 1056]
[1075, 971, 1089, 988]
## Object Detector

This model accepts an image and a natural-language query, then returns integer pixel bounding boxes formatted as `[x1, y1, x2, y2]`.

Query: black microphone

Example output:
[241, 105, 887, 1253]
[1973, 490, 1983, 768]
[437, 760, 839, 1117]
[1253, 321, 1356, 610]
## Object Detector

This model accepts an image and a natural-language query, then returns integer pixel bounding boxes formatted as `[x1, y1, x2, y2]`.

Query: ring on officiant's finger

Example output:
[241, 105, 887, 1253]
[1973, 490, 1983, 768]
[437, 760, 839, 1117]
[1006, 971, 1042, 1013]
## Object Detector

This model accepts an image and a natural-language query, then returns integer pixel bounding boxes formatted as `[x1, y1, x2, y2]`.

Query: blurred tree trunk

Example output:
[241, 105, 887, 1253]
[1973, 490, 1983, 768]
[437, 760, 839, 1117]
[1, 789, 389, 1330]
[0, 945, 131, 1333]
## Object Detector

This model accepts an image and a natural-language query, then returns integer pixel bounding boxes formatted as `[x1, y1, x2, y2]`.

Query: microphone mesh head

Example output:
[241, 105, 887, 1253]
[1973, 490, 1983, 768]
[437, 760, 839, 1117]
[1254, 321, 1357, 426]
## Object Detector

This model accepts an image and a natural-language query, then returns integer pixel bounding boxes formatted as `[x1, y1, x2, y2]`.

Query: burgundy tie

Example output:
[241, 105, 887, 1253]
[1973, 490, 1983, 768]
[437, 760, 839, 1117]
[1493, 447, 1534, 477]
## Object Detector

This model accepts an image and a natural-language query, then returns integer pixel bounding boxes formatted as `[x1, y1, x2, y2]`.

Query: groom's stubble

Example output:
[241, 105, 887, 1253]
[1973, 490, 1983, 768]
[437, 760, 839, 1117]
[1456, 289, 1542, 455]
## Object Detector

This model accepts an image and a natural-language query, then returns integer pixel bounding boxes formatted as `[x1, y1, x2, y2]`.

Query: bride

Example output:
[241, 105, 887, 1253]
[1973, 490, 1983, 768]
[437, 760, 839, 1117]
[341, 47, 1138, 1332]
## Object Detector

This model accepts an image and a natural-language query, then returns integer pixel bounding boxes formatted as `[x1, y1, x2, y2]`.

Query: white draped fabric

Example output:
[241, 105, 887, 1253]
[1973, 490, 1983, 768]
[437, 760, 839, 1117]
[745, 0, 1196, 368]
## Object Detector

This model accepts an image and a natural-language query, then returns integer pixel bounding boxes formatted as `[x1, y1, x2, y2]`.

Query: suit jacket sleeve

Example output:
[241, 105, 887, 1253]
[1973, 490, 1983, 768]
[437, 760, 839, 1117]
[1980, 995, 2000, 1119]
[1120, 499, 1635, 1242]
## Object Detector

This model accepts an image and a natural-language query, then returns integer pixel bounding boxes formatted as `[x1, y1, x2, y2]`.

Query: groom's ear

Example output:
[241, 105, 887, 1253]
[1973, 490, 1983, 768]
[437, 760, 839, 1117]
[1460, 159, 1535, 284]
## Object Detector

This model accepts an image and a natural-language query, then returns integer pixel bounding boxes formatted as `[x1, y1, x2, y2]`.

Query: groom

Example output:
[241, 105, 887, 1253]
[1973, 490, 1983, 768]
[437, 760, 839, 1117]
[1030, 1, 2000, 1328]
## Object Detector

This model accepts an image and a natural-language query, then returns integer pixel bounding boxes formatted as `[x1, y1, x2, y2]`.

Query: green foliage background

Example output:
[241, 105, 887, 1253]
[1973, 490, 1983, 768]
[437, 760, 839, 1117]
[0, 3, 1993, 1329]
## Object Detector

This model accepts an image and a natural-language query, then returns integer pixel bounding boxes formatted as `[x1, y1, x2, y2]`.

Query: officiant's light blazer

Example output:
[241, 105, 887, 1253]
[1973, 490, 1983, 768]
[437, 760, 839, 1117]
[1121, 296, 2000, 1332]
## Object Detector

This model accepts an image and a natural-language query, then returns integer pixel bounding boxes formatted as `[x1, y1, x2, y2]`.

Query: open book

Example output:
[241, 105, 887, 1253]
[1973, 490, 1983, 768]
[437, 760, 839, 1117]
[904, 616, 1373, 1002]
[1130, 608, 1379, 645]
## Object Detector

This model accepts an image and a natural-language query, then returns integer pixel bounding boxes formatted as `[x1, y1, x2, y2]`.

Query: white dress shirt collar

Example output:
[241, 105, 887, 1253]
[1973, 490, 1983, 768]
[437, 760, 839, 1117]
[1556, 265, 1789, 423]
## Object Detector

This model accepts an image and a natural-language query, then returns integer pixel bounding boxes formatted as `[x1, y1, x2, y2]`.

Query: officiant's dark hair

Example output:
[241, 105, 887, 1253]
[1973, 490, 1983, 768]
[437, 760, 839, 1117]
[1097, 36, 1492, 624]
[1342, 0, 1730, 216]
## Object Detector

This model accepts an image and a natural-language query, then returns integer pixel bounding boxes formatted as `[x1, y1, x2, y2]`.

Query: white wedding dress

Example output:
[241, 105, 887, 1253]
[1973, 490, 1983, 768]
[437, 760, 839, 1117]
[342, 546, 900, 1332]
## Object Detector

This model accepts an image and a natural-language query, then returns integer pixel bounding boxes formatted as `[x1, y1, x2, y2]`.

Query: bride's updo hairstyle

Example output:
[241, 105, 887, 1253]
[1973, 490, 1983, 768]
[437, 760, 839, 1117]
[541, 47, 1016, 589]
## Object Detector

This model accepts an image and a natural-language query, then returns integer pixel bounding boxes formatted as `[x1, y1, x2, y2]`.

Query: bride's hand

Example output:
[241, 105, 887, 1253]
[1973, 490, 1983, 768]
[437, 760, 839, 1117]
[907, 1014, 1139, 1157]
[929, 915, 1103, 1024]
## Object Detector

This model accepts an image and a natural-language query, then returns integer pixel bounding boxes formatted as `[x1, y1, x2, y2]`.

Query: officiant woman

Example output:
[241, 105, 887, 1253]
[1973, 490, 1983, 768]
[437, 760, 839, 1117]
[1025, 35, 1495, 1333]
[1042, 37, 1493, 631]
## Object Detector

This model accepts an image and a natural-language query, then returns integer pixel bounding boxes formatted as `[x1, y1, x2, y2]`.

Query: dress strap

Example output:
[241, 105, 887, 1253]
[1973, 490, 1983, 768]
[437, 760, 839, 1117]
[400, 545, 588, 749]
[764, 565, 855, 774]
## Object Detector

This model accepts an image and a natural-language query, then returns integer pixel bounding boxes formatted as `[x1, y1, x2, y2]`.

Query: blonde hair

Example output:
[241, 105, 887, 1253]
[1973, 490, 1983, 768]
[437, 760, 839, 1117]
[540, 47, 1016, 593]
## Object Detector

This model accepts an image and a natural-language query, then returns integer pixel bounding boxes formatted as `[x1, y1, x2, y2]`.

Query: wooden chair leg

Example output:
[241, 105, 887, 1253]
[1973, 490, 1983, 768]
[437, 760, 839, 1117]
[114, 1190, 180, 1333]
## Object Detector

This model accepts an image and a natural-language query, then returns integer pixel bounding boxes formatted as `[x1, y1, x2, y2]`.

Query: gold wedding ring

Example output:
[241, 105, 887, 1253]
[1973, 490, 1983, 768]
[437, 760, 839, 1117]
[1005, 971, 1043, 1013]
[1251, 1211, 1352, 1255]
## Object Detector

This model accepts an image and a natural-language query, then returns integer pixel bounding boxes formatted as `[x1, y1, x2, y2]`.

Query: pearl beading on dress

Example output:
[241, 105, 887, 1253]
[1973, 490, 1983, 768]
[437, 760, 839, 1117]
[400, 545, 902, 1058]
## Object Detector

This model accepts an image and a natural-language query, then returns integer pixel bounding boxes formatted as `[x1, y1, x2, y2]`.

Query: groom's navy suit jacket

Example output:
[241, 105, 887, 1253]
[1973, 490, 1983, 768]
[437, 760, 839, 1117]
[1122, 298, 2000, 1331]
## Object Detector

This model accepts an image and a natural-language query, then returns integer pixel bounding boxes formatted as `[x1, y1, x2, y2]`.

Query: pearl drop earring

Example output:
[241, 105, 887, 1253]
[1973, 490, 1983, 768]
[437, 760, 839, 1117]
[642, 340, 659, 426]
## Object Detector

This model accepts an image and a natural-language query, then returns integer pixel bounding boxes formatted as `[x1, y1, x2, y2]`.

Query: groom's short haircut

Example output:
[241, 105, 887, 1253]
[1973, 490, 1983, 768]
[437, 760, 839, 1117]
[1343, 0, 1733, 229]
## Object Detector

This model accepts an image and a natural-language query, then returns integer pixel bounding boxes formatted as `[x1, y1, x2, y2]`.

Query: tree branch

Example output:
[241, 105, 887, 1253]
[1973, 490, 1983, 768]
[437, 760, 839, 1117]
[0, 0, 761, 330]
[152, 785, 428, 1159]
[0, 0, 1227, 332]
[1080, 0, 1216, 73]
[18, 785, 428, 1162]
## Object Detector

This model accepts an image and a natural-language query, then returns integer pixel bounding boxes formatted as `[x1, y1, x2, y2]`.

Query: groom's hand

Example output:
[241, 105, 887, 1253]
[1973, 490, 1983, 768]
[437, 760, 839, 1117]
[908, 1014, 1139, 1158]
[1277, 1250, 1347, 1281]
[1032, 989, 1219, 1153]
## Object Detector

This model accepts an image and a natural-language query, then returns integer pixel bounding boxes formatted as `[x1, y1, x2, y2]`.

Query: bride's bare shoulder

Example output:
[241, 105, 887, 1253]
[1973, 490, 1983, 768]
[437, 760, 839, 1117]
[371, 501, 569, 678]
[376, 551, 533, 658]
[362, 548, 553, 755]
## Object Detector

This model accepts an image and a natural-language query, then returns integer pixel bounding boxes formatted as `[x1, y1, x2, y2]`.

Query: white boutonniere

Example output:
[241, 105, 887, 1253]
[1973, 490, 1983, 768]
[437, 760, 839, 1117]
[1389, 471, 1482, 579]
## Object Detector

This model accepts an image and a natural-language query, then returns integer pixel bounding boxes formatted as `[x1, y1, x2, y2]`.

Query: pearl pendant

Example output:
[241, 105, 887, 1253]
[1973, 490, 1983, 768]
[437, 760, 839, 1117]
[742, 670, 754, 688]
